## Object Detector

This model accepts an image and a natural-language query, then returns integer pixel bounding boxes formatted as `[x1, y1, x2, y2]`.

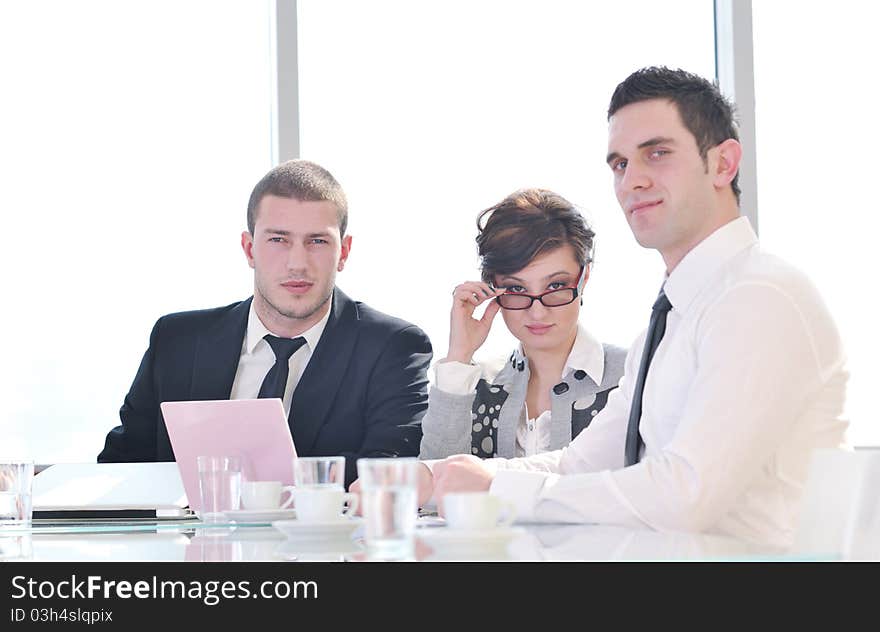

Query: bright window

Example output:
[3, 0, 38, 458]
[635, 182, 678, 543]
[752, 0, 879, 446]
[1, 1, 721, 463]
[0, 1, 274, 461]
[298, 0, 715, 365]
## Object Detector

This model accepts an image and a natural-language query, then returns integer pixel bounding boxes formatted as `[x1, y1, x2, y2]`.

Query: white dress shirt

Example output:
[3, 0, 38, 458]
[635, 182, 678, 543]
[434, 325, 606, 456]
[486, 217, 849, 548]
[229, 301, 330, 415]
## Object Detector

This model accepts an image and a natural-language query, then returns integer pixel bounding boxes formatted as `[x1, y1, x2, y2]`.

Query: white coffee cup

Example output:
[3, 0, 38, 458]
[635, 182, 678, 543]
[293, 487, 359, 523]
[443, 492, 516, 530]
[241, 481, 295, 511]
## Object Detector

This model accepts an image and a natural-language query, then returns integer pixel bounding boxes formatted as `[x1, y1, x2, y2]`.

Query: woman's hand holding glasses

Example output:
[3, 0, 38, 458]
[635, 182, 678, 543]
[445, 281, 505, 364]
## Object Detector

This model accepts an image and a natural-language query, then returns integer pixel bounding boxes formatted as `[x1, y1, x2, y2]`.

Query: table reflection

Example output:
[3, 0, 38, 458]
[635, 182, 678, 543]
[17, 518, 818, 562]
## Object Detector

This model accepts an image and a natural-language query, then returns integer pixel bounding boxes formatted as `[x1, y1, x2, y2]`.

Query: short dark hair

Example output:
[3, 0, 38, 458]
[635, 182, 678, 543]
[246, 159, 348, 235]
[607, 66, 741, 204]
[476, 188, 595, 284]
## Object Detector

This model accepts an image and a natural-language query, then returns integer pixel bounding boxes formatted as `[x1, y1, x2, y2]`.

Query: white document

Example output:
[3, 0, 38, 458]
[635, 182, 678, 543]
[32, 462, 188, 512]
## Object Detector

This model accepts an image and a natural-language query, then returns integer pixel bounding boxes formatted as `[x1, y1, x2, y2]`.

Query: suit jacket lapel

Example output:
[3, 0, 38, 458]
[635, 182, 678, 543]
[290, 288, 358, 453]
[190, 298, 251, 401]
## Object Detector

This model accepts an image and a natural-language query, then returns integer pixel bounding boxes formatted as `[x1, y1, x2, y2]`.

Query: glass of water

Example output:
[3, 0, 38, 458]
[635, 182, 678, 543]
[0, 461, 34, 529]
[356, 457, 419, 560]
[196, 455, 241, 523]
[294, 456, 345, 490]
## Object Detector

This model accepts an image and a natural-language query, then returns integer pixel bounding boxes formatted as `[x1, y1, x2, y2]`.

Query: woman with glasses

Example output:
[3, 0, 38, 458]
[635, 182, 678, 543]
[420, 188, 626, 460]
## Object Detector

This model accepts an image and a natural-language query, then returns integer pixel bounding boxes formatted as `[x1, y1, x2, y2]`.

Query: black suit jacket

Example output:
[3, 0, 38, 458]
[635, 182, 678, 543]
[98, 289, 433, 487]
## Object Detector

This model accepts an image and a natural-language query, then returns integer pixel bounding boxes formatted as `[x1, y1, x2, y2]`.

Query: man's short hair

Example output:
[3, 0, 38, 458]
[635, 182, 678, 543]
[246, 159, 349, 235]
[607, 66, 741, 204]
[476, 188, 595, 284]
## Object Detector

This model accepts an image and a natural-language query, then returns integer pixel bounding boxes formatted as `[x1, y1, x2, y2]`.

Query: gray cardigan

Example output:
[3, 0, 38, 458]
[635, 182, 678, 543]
[419, 343, 627, 459]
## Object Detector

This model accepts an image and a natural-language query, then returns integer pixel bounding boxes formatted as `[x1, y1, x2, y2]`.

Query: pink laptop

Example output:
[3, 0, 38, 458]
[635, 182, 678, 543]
[160, 398, 297, 511]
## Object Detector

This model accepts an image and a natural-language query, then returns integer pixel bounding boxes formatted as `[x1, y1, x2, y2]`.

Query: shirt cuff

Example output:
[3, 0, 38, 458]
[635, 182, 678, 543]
[490, 469, 550, 523]
[434, 360, 482, 395]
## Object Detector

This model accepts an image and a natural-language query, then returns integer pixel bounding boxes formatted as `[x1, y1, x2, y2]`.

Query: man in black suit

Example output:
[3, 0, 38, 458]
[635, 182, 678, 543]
[98, 160, 433, 487]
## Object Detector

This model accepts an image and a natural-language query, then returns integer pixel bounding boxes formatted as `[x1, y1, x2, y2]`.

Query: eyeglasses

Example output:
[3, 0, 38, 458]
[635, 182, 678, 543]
[494, 265, 588, 310]
[495, 286, 580, 310]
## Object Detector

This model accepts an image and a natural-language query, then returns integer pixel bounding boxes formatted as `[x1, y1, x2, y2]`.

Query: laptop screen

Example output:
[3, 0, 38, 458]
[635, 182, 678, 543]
[160, 398, 297, 511]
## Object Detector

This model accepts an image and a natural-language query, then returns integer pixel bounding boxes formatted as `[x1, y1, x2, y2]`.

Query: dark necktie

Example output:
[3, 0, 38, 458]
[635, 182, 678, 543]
[624, 289, 673, 467]
[257, 335, 307, 401]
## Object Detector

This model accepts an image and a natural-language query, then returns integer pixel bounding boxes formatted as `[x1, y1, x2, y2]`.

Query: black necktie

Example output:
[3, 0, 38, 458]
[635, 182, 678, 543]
[624, 289, 673, 467]
[258, 335, 307, 401]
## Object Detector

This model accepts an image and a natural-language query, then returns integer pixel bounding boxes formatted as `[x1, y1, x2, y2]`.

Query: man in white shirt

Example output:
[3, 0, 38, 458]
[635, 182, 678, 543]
[417, 67, 848, 548]
[99, 160, 433, 487]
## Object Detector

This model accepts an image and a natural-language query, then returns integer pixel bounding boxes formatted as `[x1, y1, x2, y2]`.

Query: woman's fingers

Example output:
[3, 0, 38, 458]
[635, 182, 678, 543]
[453, 281, 501, 306]
[480, 297, 502, 325]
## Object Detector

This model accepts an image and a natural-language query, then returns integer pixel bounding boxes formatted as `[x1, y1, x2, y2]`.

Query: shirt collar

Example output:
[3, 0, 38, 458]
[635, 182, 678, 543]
[511, 323, 605, 385]
[663, 216, 758, 313]
[244, 299, 332, 355]
[565, 324, 605, 385]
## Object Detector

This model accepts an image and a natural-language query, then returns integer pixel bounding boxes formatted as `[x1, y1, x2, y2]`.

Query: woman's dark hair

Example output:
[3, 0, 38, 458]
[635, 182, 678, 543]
[476, 188, 595, 284]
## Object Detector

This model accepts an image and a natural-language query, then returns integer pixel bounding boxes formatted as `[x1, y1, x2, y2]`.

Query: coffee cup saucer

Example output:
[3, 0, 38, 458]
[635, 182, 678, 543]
[223, 508, 297, 523]
[271, 517, 363, 541]
[416, 526, 526, 560]
[416, 525, 526, 545]
[274, 536, 364, 559]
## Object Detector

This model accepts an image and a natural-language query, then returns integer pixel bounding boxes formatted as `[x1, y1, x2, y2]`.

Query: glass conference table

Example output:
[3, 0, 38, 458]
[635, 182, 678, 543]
[1, 515, 825, 562]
